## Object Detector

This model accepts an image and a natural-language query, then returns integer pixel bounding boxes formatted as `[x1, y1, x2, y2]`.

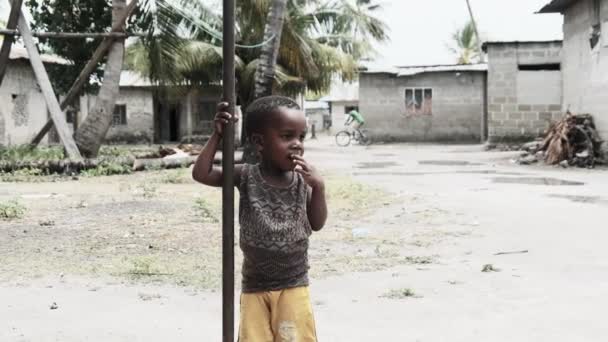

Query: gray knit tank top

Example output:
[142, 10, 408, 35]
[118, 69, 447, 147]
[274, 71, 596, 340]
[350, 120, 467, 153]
[238, 163, 312, 293]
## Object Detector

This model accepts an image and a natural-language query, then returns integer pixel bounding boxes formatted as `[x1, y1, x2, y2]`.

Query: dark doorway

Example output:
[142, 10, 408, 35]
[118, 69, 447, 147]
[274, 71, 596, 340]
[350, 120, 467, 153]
[169, 105, 180, 142]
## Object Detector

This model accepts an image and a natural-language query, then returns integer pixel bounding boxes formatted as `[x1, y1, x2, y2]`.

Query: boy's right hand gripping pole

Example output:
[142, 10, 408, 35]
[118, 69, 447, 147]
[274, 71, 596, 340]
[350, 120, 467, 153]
[221, 0, 235, 341]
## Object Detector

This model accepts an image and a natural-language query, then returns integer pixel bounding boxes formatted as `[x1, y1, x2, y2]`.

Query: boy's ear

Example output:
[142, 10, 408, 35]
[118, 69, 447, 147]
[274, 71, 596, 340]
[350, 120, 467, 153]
[250, 133, 264, 150]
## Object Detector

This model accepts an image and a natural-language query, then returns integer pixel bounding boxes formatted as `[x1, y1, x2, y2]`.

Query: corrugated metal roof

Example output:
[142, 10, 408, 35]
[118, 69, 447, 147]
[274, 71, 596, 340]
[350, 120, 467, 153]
[9, 45, 70, 65]
[538, 0, 579, 13]
[482, 40, 563, 51]
[362, 63, 487, 77]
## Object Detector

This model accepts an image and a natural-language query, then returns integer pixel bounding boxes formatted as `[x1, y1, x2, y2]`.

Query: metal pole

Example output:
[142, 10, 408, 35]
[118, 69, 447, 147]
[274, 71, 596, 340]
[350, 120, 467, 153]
[222, 0, 236, 340]
[465, 0, 485, 63]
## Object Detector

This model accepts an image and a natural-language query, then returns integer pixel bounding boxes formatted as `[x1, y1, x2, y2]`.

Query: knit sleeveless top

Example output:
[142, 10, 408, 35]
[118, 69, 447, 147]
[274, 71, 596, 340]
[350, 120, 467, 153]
[238, 163, 312, 293]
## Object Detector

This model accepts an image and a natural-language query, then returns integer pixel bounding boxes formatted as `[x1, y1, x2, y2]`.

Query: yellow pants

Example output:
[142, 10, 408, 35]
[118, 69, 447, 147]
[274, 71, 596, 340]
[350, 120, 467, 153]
[238, 286, 317, 342]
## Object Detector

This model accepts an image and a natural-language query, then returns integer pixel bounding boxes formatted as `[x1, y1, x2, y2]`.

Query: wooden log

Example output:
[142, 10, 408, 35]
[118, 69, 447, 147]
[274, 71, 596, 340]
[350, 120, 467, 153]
[29, 0, 139, 147]
[0, 29, 146, 38]
[0, 0, 23, 86]
[14, 5, 82, 160]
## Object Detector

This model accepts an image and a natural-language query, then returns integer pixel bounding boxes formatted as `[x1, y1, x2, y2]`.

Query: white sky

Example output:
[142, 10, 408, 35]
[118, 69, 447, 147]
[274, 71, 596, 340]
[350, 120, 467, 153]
[370, 0, 564, 67]
[1, 0, 564, 66]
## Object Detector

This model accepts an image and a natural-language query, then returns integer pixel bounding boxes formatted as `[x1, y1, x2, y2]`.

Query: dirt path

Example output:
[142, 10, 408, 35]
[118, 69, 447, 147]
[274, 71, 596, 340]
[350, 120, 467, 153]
[2, 138, 608, 341]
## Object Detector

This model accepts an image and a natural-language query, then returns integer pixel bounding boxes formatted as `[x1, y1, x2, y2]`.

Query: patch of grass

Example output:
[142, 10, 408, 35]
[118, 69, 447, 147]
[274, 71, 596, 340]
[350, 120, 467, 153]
[141, 184, 158, 199]
[127, 256, 160, 276]
[0, 168, 46, 182]
[157, 169, 190, 184]
[99, 146, 133, 158]
[404, 256, 435, 265]
[381, 288, 420, 299]
[325, 175, 389, 217]
[194, 197, 219, 223]
[0, 200, 26, 220]
[0, 145, 64, 162]
[80, 161, 132, 177]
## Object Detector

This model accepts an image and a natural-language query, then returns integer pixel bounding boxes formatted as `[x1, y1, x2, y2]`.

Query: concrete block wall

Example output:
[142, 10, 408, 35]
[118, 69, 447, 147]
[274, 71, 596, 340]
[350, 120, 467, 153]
[360, 71, 484, 142]
[486, 41, 563, 142]
[562, 0, 608, 139]
[0, 61, 49, 146]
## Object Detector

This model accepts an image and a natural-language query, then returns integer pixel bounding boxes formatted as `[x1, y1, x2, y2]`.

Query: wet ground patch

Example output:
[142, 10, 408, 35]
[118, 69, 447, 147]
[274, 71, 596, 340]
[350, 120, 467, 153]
[419, 160, 482, 166]
[492, 177, 585, 186]
[547, 194, 605, 203]
[355, 161, 399, 169]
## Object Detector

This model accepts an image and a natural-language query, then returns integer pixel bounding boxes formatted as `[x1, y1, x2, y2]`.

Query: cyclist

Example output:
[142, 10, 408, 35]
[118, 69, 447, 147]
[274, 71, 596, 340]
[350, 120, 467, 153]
[345, 108, 365, 131]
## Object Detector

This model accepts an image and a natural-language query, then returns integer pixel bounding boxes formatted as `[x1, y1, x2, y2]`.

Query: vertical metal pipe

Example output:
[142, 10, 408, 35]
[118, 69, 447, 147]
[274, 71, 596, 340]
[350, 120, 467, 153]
[222, 0, 235, 340]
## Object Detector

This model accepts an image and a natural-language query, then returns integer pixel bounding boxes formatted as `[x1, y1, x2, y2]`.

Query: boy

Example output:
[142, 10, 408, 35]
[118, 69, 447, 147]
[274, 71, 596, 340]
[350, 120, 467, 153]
[192, 95, 327, 341]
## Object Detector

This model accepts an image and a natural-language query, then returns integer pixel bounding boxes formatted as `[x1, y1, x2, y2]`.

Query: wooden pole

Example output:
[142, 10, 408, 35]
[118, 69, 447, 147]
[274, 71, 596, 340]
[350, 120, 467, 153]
[0, 29, 145, 38]
[222, 0, 236, 340]
[0, 0, 23, 86]
[29, 0, 138, 147]
[12, 3, 82, 159]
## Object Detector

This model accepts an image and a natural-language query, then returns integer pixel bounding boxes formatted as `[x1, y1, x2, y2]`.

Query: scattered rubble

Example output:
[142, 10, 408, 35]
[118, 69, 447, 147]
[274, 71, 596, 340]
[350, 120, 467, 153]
[516, 113, 605, 168]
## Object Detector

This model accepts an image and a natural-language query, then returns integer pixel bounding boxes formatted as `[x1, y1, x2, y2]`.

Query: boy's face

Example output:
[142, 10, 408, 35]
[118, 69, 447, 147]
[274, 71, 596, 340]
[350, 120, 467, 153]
[259, 107, 307, 171]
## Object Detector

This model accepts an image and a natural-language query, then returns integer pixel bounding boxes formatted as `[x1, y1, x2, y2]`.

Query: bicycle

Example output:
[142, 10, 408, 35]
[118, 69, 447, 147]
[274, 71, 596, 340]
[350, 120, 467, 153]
[335, 126, 372, 146]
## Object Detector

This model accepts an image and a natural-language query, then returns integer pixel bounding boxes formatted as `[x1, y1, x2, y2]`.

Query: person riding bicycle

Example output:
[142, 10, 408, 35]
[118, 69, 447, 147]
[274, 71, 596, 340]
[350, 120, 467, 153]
[345, 109, 365, 131]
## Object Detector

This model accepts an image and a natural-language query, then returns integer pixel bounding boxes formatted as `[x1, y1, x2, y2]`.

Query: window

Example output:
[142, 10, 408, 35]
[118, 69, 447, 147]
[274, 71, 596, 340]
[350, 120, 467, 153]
[66, 109, 76, 124]
[405, 88, 432, 116]
[112, 104, 127, 126]
[518, 64, 560, 71]
[344, 106, 359, 114]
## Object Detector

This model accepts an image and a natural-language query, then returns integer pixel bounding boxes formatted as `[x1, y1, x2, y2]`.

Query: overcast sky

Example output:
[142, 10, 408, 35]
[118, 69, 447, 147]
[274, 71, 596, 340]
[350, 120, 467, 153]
[1, 0, 564, 66]
[370, 0, 563, 66]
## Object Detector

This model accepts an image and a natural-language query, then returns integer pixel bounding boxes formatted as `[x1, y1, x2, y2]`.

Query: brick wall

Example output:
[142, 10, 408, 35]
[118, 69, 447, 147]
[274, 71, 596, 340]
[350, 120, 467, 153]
[486, 41, 563, 142]
[360, 71, 485, 142]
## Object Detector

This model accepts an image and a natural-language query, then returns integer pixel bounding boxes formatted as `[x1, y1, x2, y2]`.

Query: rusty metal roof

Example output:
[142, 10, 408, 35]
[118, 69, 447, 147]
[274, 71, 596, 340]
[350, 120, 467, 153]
[362, 63, 487, 77]
[538, 0, 579, 13]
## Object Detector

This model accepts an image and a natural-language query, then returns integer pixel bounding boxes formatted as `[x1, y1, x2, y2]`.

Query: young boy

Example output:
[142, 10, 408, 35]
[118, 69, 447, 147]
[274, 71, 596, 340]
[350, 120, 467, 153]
[192, 95, 327, 341]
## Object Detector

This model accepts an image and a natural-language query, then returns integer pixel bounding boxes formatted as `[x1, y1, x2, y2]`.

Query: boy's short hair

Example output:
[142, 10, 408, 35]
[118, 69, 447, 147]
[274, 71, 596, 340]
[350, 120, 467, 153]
[245, 95, 301, 137]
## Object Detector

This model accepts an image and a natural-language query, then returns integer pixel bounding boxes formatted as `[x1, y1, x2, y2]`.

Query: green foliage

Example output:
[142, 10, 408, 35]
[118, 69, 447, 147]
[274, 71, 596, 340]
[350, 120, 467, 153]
[0, 145, 64, 162]
[0, 200, 27, 220]
[80, 160, 132, 177]
[448, 20, 480, 64]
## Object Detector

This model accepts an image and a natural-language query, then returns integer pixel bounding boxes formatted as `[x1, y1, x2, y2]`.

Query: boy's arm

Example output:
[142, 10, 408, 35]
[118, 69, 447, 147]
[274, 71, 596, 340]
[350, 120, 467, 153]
[192, 104, 242, 187]
[292, 155, 327, 231]
[307, 184, 327, 231]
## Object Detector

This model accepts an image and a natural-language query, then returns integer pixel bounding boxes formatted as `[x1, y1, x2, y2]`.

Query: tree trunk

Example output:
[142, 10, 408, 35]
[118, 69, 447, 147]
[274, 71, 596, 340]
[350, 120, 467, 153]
[244, 0, 288, 163]
[74, 0, 126, 158]
[253, 0, 287, 99]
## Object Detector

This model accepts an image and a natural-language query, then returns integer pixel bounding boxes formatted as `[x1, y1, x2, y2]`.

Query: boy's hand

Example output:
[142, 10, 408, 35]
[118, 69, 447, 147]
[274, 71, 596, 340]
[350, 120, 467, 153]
[292, 155, 324, 189]
[214, 102, 239, 137]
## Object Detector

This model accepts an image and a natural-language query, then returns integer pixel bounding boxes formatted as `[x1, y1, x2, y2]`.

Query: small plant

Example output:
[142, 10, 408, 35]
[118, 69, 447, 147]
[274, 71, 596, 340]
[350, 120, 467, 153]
[194, 197, 219, 223]
[159, 169, 188, 184]
[381, 288, 420, 299]
[0, 200, 26, 220]
[404, 256, 435, 265]
[482, 264, 501, 272]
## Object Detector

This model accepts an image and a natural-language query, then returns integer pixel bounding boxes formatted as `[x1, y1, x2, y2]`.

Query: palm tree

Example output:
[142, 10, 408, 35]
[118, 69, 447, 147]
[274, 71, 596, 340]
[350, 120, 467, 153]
[74, 0, 127, 157]
[449, 20, 479, 65]
[253, 0, 288, 100]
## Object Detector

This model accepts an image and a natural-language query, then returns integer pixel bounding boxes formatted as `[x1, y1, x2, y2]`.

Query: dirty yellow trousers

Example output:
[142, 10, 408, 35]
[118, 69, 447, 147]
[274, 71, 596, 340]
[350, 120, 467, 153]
[238, 286, 317, 342]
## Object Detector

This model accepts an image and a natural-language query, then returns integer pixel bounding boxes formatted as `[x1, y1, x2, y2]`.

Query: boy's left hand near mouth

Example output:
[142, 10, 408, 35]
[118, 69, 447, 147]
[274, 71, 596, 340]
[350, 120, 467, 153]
[291, 155, 324, 189]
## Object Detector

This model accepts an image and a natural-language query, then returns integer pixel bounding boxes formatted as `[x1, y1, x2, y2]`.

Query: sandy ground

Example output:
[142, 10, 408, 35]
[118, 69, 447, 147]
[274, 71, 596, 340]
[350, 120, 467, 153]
[2, 136, 608, 341]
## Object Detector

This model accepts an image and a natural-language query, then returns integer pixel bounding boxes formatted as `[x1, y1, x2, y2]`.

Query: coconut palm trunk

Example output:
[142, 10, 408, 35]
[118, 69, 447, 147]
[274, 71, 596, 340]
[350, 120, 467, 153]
[74, 0, 126, 158]
[253, 0, 288, 100]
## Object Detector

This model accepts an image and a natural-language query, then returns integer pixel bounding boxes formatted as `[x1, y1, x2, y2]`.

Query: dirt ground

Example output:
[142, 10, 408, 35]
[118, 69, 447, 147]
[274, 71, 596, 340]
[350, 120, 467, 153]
[2, 137, 608, 341]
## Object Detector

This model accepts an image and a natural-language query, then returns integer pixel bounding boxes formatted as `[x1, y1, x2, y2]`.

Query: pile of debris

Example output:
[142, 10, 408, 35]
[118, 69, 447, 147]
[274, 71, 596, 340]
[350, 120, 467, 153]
[517, 112, 605, 168]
